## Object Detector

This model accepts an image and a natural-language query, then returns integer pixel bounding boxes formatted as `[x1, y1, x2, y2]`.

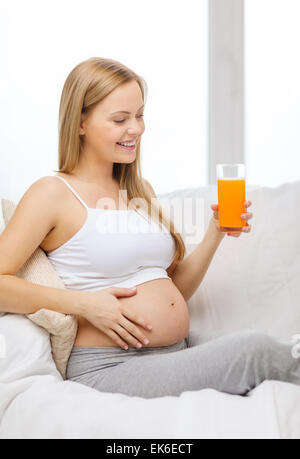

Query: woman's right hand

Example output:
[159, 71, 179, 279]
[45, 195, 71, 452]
[78, 286, 152, 350]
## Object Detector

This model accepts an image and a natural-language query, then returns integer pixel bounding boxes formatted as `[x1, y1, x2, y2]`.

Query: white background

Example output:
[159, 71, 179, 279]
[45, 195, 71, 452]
[0, 0, 208, 203]
[1, 0, 299, 204]
[245, 0, 300, 187]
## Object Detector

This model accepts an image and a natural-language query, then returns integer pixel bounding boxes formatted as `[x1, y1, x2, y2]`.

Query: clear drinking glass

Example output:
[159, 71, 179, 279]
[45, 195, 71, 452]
[216, 164, 246, 232]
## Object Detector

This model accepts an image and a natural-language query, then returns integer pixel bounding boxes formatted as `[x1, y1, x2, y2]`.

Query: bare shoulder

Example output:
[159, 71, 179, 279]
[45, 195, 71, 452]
[29, 175, 62, 194]
[27, 175, 67, 203]
[0, 176, 64, 275]
[14, 175, 64, 228]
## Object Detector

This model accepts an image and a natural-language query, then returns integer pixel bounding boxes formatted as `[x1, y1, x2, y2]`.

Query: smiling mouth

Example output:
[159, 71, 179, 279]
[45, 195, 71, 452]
[116, 143, 137, 151]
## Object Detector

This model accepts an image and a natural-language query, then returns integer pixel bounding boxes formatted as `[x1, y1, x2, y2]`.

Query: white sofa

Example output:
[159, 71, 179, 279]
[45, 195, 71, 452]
[0, 180, 300, 439]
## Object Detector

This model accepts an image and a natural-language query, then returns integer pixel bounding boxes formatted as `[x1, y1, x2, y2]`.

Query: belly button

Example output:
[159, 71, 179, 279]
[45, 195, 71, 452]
[170, 301, 175, 306]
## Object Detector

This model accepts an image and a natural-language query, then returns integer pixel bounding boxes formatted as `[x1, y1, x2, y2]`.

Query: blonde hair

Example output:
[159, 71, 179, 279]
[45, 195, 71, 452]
[54, 57, 186, 267]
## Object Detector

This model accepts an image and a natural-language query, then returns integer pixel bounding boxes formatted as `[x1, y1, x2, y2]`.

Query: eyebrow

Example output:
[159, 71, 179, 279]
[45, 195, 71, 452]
[110, 104, 144, 115]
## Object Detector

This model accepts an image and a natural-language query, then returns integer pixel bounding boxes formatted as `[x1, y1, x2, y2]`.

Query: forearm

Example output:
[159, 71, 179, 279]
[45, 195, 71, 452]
[0, 274, 84, 315]
[171, 222, 225, 301]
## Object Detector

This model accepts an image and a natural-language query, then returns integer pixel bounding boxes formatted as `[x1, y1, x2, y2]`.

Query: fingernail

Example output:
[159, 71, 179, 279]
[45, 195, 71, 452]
[147, 325, 152, 330]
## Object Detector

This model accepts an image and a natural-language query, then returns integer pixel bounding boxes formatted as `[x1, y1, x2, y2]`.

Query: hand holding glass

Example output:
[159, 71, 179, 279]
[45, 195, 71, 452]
[216, 164, 246, 232]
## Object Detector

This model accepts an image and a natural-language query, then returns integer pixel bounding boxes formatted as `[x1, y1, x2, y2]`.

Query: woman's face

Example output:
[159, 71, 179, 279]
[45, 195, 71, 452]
[79, 80, 145, 163]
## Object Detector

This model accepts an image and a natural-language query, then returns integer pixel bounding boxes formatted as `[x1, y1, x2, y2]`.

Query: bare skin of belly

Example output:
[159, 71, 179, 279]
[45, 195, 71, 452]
[74, 278, 190, 348]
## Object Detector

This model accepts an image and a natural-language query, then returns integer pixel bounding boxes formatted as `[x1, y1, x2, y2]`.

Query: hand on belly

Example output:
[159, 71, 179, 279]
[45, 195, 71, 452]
[117, 278, 190, 347]
[75, 278, 190, 348]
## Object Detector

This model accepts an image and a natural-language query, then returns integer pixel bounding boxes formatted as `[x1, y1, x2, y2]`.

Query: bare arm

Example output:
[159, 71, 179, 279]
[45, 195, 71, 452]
[0, 274, 83, 315]
[0, 176, 83, 315]
[171, 219, 225, 301]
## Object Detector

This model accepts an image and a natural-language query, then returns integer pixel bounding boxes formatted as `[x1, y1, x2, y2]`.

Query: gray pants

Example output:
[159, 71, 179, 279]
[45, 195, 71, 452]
[66, 330, 300, 399]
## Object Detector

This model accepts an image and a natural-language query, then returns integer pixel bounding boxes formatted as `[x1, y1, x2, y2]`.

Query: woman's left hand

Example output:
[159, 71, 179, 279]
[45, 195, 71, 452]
[210, 201, 253, 237]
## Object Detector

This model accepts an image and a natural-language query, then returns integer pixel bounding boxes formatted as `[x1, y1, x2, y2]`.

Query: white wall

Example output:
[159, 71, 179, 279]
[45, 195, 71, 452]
[245, 0, 300, 187]
[209, 0, 245, 184]
[0, 0, 208, 204]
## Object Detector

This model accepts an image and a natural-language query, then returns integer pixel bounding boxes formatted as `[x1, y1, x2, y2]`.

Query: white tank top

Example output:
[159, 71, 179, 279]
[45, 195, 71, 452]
[46, 175, 175, 292]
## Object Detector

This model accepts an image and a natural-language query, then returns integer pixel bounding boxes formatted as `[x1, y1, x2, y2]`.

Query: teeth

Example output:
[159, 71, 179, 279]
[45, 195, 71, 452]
[118, 141, 136, 147]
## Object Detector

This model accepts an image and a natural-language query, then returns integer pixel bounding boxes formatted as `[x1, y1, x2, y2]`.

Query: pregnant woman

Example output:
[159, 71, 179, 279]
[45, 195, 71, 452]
[1, 57, 299, 399]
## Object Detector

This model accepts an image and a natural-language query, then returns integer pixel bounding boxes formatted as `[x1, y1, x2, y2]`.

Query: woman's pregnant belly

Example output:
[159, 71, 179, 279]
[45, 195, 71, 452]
[73, 278, 190, 348]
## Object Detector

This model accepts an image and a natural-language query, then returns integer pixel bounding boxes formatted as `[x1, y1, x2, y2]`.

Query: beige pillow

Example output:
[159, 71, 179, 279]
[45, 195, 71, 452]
[0, 198, 78, 380]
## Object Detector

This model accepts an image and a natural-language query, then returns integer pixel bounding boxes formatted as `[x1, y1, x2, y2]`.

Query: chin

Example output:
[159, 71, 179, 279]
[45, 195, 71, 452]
[119, 155, 136, 164]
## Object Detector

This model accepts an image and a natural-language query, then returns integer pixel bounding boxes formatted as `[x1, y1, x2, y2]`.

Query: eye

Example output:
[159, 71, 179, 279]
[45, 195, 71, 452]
[114, 115, 144, 124]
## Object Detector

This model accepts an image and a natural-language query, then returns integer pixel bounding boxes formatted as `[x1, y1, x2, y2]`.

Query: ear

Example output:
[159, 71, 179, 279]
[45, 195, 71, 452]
[79, 118, 85, 136]
[79, 111, 88, 136]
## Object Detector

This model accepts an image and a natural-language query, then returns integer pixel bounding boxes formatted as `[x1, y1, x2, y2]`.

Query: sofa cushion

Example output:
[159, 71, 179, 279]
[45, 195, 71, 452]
[159, 180, 300, 342]
[0, 199, 77, 379]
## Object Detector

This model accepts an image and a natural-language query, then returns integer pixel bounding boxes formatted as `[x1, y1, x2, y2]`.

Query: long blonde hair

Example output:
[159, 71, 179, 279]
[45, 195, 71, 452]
[54, 57, 186, 267]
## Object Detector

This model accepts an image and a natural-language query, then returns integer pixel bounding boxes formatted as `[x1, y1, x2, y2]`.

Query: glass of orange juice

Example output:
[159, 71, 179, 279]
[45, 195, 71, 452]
[216, 164, 246, 232]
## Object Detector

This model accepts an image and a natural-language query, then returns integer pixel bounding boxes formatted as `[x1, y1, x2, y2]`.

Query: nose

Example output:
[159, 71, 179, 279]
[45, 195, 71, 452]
[127, 118, 144, 137]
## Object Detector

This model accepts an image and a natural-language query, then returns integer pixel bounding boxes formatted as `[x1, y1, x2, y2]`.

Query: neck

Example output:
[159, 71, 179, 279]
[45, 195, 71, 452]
[71, 154, 116, 187]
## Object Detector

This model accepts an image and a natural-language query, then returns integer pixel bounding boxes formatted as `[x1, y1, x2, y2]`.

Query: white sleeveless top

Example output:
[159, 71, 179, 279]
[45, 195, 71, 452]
[46, 175, 175, 292]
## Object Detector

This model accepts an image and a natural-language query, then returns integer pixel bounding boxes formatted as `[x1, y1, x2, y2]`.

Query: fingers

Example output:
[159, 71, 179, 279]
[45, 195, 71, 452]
[210, 204, 219, 220]
[114, 323, 150, 349]
[241, 212, 253, 222]
[227, 224, 252, 236]
[212, 201, 252, 211]
[212, 201, 253, 235]
[106, 329, 130, 350]
[242, 224, 251, 232]
[111, 286, 137, 297]
[212, 204, 253, 221]
[122, 308, 152, 331]
[120, 309, 153, 349]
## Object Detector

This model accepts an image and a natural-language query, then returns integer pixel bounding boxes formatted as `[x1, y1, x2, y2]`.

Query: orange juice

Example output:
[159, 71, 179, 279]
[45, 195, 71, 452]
[217, 179, 246, 230]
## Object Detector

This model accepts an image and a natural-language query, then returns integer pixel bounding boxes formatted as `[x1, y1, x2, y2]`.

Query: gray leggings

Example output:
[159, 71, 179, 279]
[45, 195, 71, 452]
[66, 330, 300, 399]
